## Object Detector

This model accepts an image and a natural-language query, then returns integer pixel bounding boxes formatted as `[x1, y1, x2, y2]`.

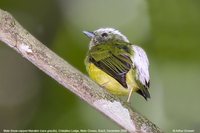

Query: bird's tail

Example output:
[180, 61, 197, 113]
[136, 88, 150, 101]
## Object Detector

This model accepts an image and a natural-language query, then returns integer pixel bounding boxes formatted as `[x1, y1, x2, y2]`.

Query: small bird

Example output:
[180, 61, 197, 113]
[83, 28, 150, 102]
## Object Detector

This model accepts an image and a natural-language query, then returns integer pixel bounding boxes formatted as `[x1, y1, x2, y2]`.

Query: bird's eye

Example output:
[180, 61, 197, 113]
[101, 33, 108, 37]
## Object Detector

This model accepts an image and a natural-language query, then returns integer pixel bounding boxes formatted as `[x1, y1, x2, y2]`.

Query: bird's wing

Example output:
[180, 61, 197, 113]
[132, 45, 150, 99]
[89, 44, 132, 88]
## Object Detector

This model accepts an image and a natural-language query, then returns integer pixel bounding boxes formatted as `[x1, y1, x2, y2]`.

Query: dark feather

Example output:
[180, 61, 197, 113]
[89, 54, 132, 88]
[136, 88, 150, 101]
[89, 45, 132, 88]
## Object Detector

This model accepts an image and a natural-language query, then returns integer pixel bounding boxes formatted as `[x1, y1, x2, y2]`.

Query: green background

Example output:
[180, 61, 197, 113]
[0, 0, 200, 132]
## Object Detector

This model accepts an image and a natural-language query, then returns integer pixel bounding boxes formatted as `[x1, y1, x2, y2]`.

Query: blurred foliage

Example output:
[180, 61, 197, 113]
[0, 0, 200, 132]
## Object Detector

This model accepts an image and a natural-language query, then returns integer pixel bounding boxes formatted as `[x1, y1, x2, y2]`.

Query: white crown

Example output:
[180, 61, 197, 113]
[95, 28, 130, 43]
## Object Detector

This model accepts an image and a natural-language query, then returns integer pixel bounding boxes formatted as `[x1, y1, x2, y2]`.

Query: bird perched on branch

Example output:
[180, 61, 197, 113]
[84, 28, 150, 102]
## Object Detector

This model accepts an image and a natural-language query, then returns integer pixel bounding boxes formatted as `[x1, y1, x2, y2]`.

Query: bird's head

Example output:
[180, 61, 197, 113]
[83, 28, 129, 49]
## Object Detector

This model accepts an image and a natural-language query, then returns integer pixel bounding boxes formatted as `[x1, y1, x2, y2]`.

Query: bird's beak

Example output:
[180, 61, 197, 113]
[83, 31, 95, 39]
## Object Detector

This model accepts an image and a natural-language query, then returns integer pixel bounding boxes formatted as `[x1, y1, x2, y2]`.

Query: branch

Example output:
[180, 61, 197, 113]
[0, 9, 163, 133]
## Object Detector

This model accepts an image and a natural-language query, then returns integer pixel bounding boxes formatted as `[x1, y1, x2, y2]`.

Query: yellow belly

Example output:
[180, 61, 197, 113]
[87, 63, 139, 95]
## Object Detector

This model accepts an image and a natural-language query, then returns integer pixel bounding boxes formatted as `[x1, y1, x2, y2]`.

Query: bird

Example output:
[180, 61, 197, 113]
[83, 28, 150, 102]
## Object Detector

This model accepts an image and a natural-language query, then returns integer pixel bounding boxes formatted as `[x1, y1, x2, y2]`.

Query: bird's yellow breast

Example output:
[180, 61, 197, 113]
[87, 63, 139, 95]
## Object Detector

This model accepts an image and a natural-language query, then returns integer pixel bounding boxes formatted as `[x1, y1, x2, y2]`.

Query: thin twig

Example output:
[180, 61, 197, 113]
[0, 9, 163, 133]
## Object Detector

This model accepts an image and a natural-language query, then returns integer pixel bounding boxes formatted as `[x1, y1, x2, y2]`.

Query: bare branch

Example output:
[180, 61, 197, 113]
[0, 9, 163, 133]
